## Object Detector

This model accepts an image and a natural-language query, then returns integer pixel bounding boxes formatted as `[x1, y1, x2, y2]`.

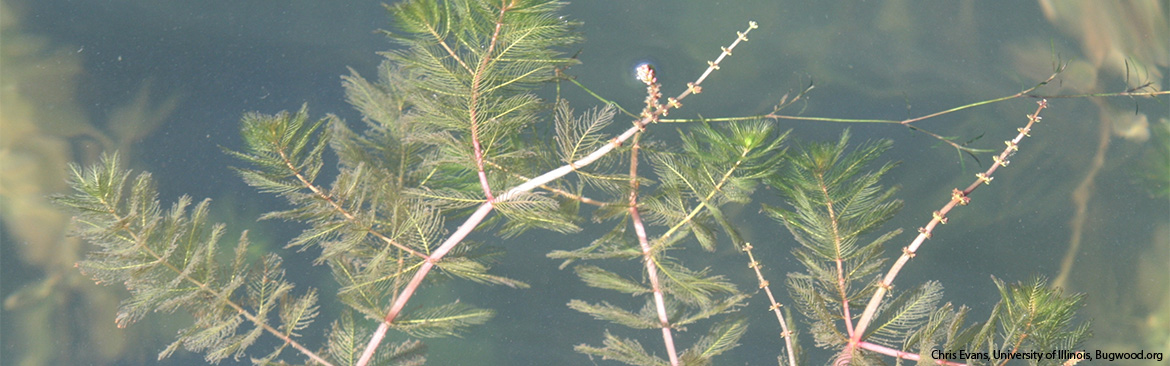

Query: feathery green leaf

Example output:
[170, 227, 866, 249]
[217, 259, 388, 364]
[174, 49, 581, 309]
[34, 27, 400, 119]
[864, 281, 943, 347]
[55, 154, 319, 364]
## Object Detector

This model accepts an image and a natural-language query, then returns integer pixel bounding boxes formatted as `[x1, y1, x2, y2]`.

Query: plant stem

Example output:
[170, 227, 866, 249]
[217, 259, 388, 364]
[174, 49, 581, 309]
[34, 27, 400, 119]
[743, 243, 797, 366]
[858, 341, 968, 366]
[353, 21, 758, 366]
[626, 132, 681, 366]
[84, 190, 334, 366]
[277, 146, 427, 260]
[851, 100, 1050, 349]
[484, 159, 609, 206]
[815, 168, 857, 339]
[466, 0, 513, 202]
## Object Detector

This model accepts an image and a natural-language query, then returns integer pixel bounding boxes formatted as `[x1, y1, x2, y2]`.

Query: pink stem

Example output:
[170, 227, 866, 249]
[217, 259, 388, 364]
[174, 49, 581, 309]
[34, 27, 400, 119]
[352, 21, 759, 366]
[851, 100, 1048, 346]
[627, 134, 680, 366]
[857, 341, 968, 366]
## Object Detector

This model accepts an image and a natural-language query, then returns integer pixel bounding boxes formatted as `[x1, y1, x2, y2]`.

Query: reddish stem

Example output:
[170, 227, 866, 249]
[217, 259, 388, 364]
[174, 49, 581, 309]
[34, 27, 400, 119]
[857, 341, 968, 366]
[850, 100, 1049, 352]
[627, 133, 680, 366]
[352, 21, 758, 366]
[466, 0, 512, 202]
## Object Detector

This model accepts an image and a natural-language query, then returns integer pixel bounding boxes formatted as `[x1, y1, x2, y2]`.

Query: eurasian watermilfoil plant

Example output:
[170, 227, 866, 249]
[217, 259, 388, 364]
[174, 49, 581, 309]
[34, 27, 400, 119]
[52, 0, 1166, 365]
[758, 101, 1090, 366]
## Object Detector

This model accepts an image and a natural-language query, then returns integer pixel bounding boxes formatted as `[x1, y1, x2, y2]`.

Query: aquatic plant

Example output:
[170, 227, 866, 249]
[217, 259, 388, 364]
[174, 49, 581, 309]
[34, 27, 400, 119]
[52, 0, 1167, 365]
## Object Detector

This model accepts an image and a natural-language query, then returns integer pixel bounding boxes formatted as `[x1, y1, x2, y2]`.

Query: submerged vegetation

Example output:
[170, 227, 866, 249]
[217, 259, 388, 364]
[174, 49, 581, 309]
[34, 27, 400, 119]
[48, 0, 1167, 365]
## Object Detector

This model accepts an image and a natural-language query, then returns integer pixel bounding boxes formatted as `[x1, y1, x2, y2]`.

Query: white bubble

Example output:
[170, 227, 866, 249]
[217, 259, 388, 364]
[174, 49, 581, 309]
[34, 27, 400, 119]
[631, 59, 658, 82]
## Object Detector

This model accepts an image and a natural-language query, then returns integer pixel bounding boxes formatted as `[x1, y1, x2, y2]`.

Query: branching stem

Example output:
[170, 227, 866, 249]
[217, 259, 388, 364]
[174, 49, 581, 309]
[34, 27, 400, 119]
[815, 169, 856, 338]
[276, 144, 427, 259]
[743, 243, 797, 366]
[850, 100, 1050, 353]
[627, 132, 681, 366]
[353, 20, 758, 366]
[85, 190, 333, 366]
[649, 144, 751, 254]
[857, 341, 967, 366]
[465, 0, 513, 202]
[485, 159, 609, 206]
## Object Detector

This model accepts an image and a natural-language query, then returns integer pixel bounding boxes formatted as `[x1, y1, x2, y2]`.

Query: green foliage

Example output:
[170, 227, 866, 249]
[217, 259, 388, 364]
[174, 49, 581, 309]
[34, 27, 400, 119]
[863, 280, 942, 347]
[54, 0, 1098, 365]
[573, 317, 749, 366]
[324, 311, 428, 366]
[53, 154, 320, 363]
[59, 0, 586, 362]
[227, 105, 506, 339]
[988, 277, 1090, 361]
[765, 132, 1090, 365]
[899, 277, 1090, 366]
[575, 331, 668, 366]
[554, 120, 786, 366]
[387, 0, 577, 187]
[382, 0, 586, 236]
[682, 316, 749, 361]
[217, 0, 582, 345]
[765, 130, 902, 263]
[765, 131, 903, 347]
[644, 120, 789, 251]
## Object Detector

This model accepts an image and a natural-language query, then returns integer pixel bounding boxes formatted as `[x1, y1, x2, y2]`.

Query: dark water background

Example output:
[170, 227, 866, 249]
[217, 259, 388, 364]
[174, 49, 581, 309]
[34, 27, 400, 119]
[3, 0, 1167, 365]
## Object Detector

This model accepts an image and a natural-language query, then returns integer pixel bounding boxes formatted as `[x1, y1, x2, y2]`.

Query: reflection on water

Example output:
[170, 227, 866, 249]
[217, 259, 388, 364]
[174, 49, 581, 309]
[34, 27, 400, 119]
[1, 0, 179, 364]
[1039, 0, 1168, 91]
[1035, 2, 1168, 361]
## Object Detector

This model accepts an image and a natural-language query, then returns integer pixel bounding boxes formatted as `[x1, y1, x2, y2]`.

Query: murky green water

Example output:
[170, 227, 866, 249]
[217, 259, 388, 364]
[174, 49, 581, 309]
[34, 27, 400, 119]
[3, 0, 1166, 365]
